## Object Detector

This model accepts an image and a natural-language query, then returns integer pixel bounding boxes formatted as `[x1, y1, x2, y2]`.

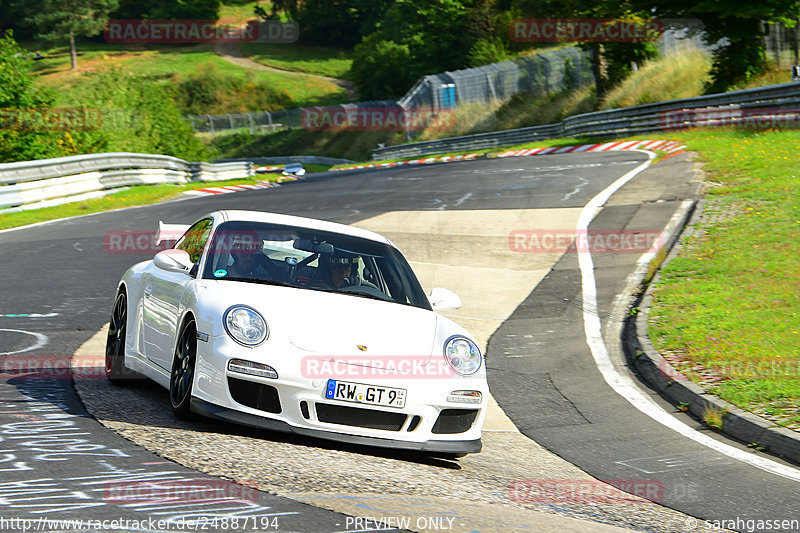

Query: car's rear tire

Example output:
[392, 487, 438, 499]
[170, 318, 197, 419]
[105, 291, 137, 384]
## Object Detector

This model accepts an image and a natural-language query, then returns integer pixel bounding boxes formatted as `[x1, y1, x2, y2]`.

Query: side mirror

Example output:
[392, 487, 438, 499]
[153, 249, 193, 274]
[429, 287, 461, 310]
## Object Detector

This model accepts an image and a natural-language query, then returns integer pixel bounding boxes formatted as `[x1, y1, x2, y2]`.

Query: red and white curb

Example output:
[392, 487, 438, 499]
[331, 140, 686, 172]
[494, 139, 686, 158]
[184, 182, 278, 197]
[184, 140, 689, 196]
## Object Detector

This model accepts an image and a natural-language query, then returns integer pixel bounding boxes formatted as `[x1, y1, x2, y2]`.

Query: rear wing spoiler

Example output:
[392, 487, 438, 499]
[155, 221, 191, 246]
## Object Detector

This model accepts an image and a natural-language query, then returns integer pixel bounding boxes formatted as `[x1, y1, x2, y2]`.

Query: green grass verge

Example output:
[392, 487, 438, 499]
[27, 41, 348, 110]
[219, 1, 267, 23]
[0, 176, 279, 231]
[599, 45, 712, 110]
[645, 129, 800, 429]
[238, 43, 352, 78]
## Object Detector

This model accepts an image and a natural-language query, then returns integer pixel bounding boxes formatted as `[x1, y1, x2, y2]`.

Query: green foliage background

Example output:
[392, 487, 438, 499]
[0, 32, 208, 163]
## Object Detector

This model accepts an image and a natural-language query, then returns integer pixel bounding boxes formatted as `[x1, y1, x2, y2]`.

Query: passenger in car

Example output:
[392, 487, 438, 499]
[227, 240, 272, 280]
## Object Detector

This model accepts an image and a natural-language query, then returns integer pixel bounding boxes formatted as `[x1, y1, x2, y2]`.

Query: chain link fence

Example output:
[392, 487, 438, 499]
[398, 46, 592, 110]
[372, 80, 800, 160]
[189, 46, 594, 135]
[191, 20, 796, 137]
[190, 100, 400, 135]
[764, 22, 800, 68]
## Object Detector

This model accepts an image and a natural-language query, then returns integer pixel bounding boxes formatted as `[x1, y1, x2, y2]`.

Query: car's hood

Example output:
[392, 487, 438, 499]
[203, 281, 439, 360]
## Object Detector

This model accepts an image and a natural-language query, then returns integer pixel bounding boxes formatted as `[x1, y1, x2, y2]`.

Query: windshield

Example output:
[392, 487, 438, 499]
[201, 221, 431, 310]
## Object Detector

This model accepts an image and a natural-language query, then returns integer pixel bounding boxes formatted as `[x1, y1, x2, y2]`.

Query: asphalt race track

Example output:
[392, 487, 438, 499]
[1, 152, 798, 532]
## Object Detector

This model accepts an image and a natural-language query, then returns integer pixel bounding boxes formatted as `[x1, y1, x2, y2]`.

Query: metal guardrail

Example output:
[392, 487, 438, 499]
[0, 153, 190, 186]
[0, 153, 254, 212]
[190, 100, 399, 135]
[372, 81, 800, 160]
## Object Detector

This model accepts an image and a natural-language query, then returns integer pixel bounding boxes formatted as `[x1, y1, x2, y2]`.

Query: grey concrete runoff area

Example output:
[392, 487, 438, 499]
[0, 151, 794, 532]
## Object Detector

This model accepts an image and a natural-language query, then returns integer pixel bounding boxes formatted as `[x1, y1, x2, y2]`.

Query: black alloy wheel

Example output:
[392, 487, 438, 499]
[105, 291, 134, 383]
[170, 318, 197, 419]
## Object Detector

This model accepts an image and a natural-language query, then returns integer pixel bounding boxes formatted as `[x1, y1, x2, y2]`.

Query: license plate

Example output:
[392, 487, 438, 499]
[325, 380, 406, 408]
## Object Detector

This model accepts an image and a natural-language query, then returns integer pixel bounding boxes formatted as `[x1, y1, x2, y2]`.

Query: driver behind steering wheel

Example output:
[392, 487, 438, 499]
[310, 251, 381, 292]
[322, 252, 355, 289]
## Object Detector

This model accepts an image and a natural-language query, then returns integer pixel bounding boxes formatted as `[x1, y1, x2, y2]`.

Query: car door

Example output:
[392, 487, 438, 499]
[143, 218, 213, 371]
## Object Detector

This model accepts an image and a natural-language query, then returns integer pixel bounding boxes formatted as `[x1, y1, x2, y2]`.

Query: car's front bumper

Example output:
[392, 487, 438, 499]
[191, 397, 482, 454]
[191, 333, 488, 454]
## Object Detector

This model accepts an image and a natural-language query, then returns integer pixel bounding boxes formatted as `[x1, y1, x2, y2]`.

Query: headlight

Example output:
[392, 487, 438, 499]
[443, 336, 482, 375]
[224, 306, 268, 346]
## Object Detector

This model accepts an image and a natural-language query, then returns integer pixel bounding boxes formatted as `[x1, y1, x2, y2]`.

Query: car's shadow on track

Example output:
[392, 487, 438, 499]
[74, 373, 463, 470]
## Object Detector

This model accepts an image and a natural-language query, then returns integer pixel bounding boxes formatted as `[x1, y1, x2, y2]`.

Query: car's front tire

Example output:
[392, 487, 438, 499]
[170, 317, 197, 419]
[105, 290, 136, 384]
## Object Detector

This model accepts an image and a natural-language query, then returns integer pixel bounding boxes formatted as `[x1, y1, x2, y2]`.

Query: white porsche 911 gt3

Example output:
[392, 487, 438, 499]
[106, 210, 488, 455]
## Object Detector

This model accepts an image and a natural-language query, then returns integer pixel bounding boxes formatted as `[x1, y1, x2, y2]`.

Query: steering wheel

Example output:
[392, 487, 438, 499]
[294, 253, 320, 286]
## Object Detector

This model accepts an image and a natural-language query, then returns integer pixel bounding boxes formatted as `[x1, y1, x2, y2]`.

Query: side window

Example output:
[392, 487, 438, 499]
[175, 219, 213, 264]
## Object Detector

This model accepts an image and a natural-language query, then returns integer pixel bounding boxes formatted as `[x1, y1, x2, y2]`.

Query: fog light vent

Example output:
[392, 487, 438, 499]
[228, 359, 277, 379]
[447, 390, 482, 404]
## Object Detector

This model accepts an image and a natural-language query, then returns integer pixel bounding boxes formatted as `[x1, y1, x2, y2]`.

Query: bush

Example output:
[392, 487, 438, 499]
[467, 38, 508, 68]
[349, 32, 414, 100]
[174, 64, 293, 115]
[0, 30, 78, 162]
[63, 68, 209, 161]
[706, 40, 766, 94]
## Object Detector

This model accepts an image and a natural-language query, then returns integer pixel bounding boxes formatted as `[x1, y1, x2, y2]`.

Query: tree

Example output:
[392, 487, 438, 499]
[65, 68, 209, 161]
[113, 0, 220, 20]
[350, 32, 414, 100]
[12, 0, 119, 69]
[509, 0, 659, 98]
[0, 31, 77, 162]
[0, 30, 50, 108]
[1, 1, 20, 31]
[350, 0, 487, 99]
[641, 0, 799, 91]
